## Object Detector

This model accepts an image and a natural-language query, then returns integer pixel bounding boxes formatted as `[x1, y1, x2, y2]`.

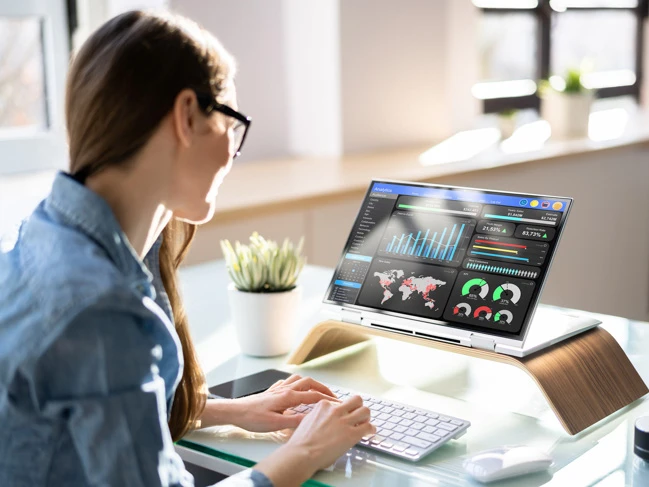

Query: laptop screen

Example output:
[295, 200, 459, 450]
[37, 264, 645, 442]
[323, 180, 572, 338]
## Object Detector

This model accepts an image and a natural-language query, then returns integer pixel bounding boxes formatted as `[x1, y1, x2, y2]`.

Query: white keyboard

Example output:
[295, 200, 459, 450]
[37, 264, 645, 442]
[289, 385, 470, 462]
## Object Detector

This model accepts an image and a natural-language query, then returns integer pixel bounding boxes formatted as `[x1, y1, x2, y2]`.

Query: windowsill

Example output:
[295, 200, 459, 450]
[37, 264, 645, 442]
[208, 108, 649, 223]
[4, 108, 649, 234]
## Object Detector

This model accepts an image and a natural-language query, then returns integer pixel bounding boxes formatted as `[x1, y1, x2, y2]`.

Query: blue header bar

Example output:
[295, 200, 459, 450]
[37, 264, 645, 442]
[371, 182, 568, 213]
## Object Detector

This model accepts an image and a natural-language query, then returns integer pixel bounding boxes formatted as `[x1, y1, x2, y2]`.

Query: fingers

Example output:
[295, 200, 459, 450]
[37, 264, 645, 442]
[280, 374, 302, 386]
[287, 390, 339, 406]
[287, 377, 337, 399]
[357, 420, 377, 437]
[344, 404, 371, 426]
[267, 379, 286, 391]
[339, 394, 364, 413]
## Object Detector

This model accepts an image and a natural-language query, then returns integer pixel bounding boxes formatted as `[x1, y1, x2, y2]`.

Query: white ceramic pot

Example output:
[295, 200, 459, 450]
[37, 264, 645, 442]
[227, 283, 302, 357]
[541, 91, 594, 139]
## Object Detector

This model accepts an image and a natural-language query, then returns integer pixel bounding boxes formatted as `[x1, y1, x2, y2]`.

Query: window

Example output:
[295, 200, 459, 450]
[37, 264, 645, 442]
[472, 0, 647, 113]
[0, 1, 69, 174]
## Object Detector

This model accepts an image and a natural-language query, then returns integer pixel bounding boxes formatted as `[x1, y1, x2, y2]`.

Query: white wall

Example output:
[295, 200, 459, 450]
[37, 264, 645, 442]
[170, 0, 456, 159]
[339, 0, 451, 153]
[170, 0, 292, 162]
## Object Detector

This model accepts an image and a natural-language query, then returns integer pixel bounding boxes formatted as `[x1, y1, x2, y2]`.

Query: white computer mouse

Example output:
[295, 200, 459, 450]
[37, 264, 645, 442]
[463, 445, 553, 484]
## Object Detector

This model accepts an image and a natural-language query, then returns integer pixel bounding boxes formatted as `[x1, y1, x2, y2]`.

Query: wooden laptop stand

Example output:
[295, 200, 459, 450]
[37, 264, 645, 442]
[287, 320, 648, 435]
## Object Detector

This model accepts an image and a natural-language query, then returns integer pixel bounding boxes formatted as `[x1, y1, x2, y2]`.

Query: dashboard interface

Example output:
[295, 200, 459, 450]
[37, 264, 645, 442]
[324, 181, 571, 336]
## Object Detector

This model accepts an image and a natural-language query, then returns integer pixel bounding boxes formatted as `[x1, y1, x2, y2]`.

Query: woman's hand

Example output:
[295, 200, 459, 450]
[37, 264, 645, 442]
[225, 374, 340, 433]
[254, 395, 375, 486]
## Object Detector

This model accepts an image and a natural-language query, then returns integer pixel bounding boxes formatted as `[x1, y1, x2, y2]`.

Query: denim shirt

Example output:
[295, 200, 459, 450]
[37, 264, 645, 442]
[0, 173, 272, 487]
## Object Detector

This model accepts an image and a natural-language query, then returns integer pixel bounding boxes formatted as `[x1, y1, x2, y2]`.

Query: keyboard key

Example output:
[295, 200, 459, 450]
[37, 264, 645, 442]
[382, 407, 395, 414]
[437, 428, 451, 437]
[362, 434, 374, 441]
[402, 412, 417, 420]
[403, 436, 431, 449]
[383, 422, 398, 431]
[394, 425, 408, 433]
[405, 428, 419, 436]
[414, 415, 428, 423]
[411, 422, 425, 430]
[390, 432, 405, 441]
[438, 415, 451, 422]
[416, 432, 442, 443]
[451, 419, 464, 426]
[399, 419, 414, 427]
[380, 400, 392, 405]
[391, 409, 405, 417]
[425, 418, 439, 426]
[372, 419, 385, 427]
[403, 406, 415, 412]
[391, 403, 404, 410]
[422, 425, 438, 434]
[426, 412, 439, 419]
[377, 413, 391, 421]
[437, 423, 458, 432]
[380, 440, 394, 449]
[405, 448, 420, 457]
[393, 442, 408, 452]
[369, 403, 383, 411]
[415, 409, 428, 416]
[370, 436, 386, 445]
[377, 428, 391, 437]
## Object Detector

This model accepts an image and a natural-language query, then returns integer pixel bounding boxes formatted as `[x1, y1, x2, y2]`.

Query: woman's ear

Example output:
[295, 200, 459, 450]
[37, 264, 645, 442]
[172, 89, 199, 148]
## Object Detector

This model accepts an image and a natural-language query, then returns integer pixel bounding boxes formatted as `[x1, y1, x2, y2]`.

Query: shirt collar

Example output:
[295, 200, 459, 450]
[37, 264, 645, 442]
[45, 171, 153, 290]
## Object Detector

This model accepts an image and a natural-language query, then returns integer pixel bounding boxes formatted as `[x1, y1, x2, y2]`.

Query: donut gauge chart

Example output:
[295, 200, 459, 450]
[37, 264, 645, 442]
[492, 283, 521, 304]
[494, 310, 514, 324]
[473, 306, 492, 319]
[453, 302, 471, 318]
[462, 278, 489, 298]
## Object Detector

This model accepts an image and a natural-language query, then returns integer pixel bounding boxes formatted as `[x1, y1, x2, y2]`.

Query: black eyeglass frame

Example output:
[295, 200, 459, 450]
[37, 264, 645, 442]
[194, 91, 251, 158]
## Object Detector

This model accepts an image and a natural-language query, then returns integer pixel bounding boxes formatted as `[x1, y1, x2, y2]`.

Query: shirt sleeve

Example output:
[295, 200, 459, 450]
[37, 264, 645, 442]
[35, 287, 193, 487]
[211, 469, 274, 487]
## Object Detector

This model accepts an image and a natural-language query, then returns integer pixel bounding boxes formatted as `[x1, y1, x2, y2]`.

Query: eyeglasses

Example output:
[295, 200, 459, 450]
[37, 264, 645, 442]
[194, 91, 251, 159]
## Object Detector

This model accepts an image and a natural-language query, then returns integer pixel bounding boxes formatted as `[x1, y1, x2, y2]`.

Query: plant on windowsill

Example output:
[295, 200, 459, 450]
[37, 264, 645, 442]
[540, 68, 594, 138]
[221, 232, 306, 356]
[497, 108, 518, 139]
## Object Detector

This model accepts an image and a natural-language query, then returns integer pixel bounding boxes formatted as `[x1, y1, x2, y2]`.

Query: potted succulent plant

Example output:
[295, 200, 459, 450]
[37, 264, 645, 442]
[220, 232, 306, 357]
[540, 68, 594, 138]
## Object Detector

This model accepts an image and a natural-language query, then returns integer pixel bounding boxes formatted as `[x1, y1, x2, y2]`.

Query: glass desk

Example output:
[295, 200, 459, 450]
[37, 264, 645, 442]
[178, 262, 649, 486]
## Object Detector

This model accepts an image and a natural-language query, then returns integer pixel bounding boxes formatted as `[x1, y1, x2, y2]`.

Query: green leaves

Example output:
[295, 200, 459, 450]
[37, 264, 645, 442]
[220, 232, 306, 293]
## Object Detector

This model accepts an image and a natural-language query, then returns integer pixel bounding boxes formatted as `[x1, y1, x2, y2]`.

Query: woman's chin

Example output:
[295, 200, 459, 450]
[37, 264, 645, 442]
[174, 203, 215, 225]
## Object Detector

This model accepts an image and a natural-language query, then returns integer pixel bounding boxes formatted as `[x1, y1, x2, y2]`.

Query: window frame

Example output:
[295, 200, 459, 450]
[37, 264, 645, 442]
[477, 0, 649, 114]
[0, 0, 69, 175]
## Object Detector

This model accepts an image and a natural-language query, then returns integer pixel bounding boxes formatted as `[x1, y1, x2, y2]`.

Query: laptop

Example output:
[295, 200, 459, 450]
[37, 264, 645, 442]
[322, 179, 600, 358]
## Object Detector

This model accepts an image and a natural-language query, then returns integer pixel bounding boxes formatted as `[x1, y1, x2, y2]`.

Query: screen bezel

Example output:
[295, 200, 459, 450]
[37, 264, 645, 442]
[322, 179, 573, 342]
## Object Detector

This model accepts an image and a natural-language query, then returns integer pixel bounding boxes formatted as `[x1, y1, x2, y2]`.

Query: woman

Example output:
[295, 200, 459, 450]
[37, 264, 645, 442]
[0, 10, 374, 487]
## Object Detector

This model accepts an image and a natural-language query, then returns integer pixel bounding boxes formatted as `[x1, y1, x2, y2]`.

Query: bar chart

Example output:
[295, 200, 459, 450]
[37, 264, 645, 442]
[379, 216, 475, 265]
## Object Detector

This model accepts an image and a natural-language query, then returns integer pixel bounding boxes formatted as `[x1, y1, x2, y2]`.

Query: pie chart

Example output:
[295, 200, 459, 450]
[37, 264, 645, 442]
[493, 282, 521, 304]
[473, 306, 492, 319]
[494, 310, 514, 324]
[462, 278, 489, 299]
[453, 302, 472, 317]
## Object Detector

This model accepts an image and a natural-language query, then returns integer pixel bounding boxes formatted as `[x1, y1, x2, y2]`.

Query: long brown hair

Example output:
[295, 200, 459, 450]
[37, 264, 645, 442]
[65, 10, 234, 440]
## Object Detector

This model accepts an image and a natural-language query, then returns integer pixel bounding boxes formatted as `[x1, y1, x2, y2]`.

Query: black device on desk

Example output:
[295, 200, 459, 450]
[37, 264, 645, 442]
[208, 369, 292, 399]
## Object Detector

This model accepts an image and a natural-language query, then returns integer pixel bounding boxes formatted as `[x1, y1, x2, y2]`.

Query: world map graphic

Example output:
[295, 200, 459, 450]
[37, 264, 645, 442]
[373, 269, 447, 309]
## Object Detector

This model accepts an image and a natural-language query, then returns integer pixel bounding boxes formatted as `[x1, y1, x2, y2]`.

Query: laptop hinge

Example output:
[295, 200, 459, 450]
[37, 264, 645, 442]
[470, 335, 496, 351]
[340, 308, 363, 325]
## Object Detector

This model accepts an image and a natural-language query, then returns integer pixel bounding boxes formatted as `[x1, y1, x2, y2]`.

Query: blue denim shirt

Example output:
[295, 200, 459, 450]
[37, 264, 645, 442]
[0, 173, 272, 487]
